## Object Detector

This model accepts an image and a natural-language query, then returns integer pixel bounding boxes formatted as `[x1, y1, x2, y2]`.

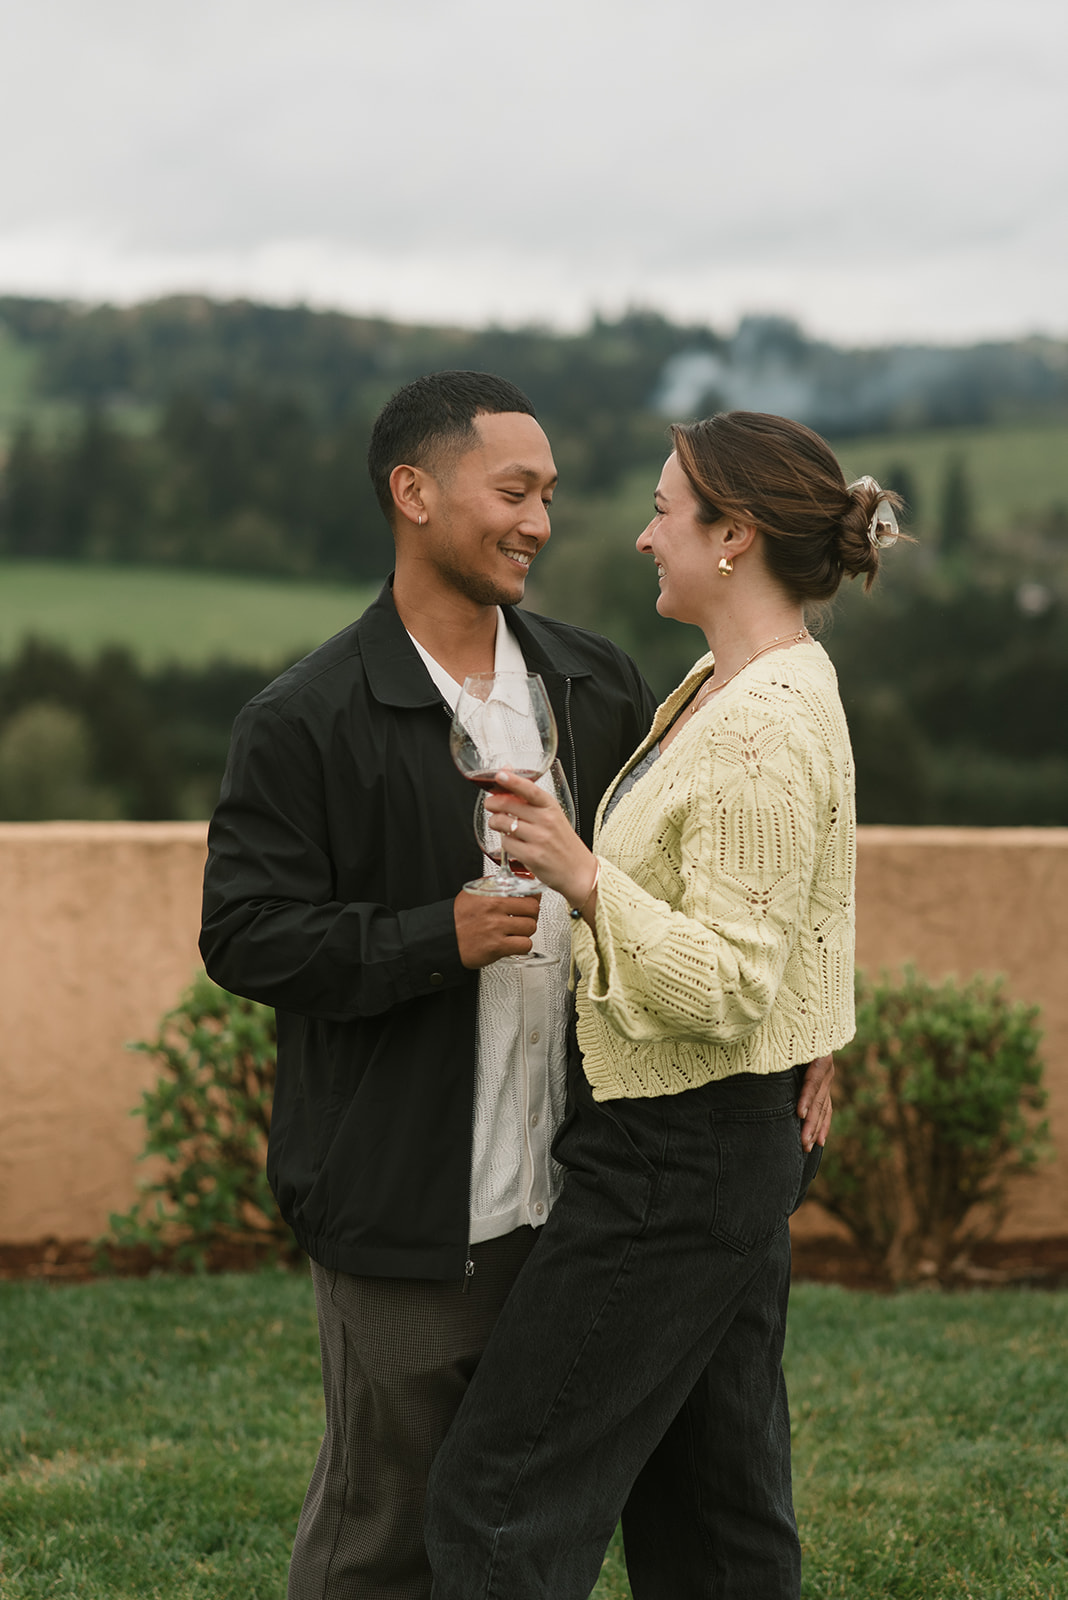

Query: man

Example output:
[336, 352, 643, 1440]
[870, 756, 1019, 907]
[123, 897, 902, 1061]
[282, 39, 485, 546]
[200, 371, 832, 1599]
[200, 371, 658, 1599]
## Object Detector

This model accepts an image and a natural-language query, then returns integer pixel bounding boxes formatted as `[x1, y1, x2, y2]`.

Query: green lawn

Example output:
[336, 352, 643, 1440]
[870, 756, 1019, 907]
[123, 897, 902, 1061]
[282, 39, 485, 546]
[1, 1273, 1064, 1599]
[0, 562, 379, 667]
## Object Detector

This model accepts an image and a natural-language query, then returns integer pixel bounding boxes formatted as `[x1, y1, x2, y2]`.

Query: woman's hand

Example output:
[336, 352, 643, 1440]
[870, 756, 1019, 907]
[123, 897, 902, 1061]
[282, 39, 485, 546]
[486, 771, 598, 915]
[797, 1055, 834, 1151]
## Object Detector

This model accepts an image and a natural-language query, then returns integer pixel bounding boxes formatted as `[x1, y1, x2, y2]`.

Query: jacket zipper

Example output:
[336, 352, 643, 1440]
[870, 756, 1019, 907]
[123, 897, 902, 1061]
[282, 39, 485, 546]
[462, 1255, 475, 1293]
[562, 677, 580, 829]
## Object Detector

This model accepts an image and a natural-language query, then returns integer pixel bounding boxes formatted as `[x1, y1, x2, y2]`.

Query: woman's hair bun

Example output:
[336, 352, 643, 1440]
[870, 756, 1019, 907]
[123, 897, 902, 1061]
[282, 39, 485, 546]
[837, 478, 904, 593]
[669, 412, 906, 605]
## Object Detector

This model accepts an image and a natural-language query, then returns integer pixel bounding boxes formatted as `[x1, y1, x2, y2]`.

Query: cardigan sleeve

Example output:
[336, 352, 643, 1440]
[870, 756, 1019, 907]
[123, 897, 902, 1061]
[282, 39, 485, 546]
[571, 704, 820, 1045]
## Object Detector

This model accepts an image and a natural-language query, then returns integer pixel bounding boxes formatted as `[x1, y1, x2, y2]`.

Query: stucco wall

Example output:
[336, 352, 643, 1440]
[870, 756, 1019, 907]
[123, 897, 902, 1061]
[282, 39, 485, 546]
[1, 823, 1065, 1243]
[0, 823, 207, 1242]
[794, 827, 1068, 1240]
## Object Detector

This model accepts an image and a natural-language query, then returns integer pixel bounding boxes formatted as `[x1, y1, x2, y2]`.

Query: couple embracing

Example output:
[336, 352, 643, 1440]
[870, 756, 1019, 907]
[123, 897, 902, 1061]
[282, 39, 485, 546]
[201, 370, 897, 1599]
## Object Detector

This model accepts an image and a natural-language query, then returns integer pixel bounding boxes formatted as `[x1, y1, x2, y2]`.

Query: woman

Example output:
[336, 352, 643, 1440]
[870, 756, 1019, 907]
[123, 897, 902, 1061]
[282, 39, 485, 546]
[424, 412, 900, 1600]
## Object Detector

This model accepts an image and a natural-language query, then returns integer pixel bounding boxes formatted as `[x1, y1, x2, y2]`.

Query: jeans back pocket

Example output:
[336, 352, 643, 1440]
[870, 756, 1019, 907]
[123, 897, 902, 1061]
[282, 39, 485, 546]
[708, 1105, 805, 1254]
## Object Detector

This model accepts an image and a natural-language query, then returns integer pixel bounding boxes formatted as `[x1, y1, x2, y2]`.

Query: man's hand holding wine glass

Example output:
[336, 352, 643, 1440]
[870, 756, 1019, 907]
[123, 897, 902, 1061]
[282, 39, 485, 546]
[453, 884, 542, 969]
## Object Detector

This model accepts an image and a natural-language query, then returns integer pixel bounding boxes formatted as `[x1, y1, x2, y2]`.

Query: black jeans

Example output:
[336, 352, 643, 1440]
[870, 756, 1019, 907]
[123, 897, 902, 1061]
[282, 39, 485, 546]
[424, 1061, 822, 1600]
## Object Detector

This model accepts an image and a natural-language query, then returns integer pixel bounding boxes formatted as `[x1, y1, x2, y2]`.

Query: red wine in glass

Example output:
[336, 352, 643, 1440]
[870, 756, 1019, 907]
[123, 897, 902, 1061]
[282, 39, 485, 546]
[464, 769, 544, 795]
[470, 761, 576, 892]
[482, 849, 537, 879]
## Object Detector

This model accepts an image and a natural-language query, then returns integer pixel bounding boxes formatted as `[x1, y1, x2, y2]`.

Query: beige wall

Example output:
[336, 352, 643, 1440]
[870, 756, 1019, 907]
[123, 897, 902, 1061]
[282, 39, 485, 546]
[0, 823, 207, 1242]
[794, 826, 1068, 1240]
[1, 823, 1065, 1244]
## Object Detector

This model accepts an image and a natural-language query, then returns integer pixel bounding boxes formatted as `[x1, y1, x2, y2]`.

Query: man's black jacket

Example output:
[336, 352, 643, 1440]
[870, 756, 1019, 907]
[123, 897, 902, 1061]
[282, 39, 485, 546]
[200, 582, 657, 1279]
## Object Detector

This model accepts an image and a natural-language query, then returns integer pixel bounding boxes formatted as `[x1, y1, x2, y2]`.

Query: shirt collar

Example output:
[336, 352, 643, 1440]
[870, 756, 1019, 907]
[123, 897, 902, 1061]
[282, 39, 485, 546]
[406, 608, 527, 713]
[356, 579, 593, 712]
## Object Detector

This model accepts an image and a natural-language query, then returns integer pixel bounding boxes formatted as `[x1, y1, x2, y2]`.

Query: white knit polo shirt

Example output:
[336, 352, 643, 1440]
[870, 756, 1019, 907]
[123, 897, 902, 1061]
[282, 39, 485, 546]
[408, 614, 570, 1243]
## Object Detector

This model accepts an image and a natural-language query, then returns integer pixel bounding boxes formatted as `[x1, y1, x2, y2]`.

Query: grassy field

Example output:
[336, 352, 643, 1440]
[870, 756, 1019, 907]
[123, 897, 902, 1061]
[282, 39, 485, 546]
[0, 562, 379, 667]
[832, 418, 1068, 534]
[0, 1272, 1064, 1599]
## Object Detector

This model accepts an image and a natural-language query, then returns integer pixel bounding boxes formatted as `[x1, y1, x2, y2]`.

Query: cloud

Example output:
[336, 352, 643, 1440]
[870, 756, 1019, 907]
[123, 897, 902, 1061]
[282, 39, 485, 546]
[0, 0, 1064, 340]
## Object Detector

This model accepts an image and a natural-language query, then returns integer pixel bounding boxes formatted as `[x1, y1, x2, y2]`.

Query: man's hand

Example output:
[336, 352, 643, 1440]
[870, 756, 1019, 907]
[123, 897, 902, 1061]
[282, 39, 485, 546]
[797, 1054, 834, 1152]
[454, 888, 542, 968]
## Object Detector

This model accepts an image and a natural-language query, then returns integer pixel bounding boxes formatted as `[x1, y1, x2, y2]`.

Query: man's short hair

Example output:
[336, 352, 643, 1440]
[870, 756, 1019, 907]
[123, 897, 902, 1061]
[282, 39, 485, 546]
[367, 371, 538, 521]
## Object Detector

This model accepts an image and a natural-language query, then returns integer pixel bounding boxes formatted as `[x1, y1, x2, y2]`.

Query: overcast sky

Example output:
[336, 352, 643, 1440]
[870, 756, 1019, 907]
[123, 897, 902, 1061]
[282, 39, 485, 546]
[0, 0, 1064, 345]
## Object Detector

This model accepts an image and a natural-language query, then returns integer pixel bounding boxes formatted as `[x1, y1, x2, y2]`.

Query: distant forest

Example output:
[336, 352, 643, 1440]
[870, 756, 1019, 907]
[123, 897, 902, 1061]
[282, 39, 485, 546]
[0, 297, 710, 578]
[0, 294, 1065, 826]
[2, 295, 1067, 580]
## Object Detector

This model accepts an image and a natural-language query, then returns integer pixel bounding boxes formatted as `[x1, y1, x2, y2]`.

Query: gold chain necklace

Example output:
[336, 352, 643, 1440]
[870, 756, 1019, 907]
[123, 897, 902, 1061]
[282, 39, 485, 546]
[688, 627, 811, 718]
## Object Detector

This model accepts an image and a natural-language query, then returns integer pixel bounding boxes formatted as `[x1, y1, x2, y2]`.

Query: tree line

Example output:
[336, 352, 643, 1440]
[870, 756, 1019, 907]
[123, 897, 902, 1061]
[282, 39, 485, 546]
[1, 568, 1065, 826]
[0, 384, 1036, 584]
[3, 295, 1068, 583]
[0, 301, 707, 576]
[0, 640, 276, 822]
[0, 294, 1065, 824]
[5, 295, 1065, 433]
[0, 395, 394, 580]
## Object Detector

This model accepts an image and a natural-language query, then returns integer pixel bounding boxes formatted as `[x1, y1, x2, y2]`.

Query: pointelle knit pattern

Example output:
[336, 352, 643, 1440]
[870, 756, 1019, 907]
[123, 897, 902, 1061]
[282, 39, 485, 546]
[572, 641, 856, 1101]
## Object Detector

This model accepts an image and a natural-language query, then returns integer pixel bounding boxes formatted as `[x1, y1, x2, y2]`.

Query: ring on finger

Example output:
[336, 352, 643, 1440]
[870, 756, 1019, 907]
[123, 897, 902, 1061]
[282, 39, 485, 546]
[509, 816, 519, 836]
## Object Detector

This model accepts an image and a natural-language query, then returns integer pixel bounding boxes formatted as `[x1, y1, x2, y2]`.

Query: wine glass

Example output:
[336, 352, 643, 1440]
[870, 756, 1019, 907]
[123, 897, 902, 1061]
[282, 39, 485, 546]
[449, 672, 558, 897]
[471, 759, 576, 893]
[469, 760, 576, 968]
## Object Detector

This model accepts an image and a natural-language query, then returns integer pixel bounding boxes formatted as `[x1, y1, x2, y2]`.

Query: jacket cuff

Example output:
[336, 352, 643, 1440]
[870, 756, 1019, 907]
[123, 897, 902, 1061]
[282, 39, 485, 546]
[397, 898, 470, 995]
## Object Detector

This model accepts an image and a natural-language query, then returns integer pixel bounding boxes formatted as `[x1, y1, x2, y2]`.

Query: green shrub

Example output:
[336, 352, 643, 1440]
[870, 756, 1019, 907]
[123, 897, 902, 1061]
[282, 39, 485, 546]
[107, 971, 294, 1268]
[813, 968, 1049, 1284]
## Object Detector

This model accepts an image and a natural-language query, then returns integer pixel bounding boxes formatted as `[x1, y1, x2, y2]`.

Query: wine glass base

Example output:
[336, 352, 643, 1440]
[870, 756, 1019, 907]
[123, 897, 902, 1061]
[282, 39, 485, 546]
[462, 875, 558, 966]
[463, 874, 545, 898]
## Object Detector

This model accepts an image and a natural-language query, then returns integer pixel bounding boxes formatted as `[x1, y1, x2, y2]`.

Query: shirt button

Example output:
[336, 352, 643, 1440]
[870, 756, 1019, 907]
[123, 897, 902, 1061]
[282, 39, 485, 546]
[535, 1202, 545, 1216]
[429, 972, 444, 987]
[529, 1029, 540, 1044]
[530, 1113, 539, 1127]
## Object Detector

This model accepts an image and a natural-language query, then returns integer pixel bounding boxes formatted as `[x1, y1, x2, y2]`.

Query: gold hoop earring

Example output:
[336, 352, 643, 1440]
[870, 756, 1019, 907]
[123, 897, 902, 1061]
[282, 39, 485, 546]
[718, 556, 733, 576]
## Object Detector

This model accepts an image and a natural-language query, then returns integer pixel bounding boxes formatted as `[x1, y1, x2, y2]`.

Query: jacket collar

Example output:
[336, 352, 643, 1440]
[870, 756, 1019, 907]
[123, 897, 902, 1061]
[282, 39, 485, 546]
[504, 606, 595, 683]
[357, 581, 442, 709]
[357, 579, 593, 709]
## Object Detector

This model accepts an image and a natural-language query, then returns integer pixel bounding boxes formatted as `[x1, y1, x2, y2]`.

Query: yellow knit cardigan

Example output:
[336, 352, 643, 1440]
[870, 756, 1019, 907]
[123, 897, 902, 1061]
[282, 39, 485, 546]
[571, 641, 856, 1101]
